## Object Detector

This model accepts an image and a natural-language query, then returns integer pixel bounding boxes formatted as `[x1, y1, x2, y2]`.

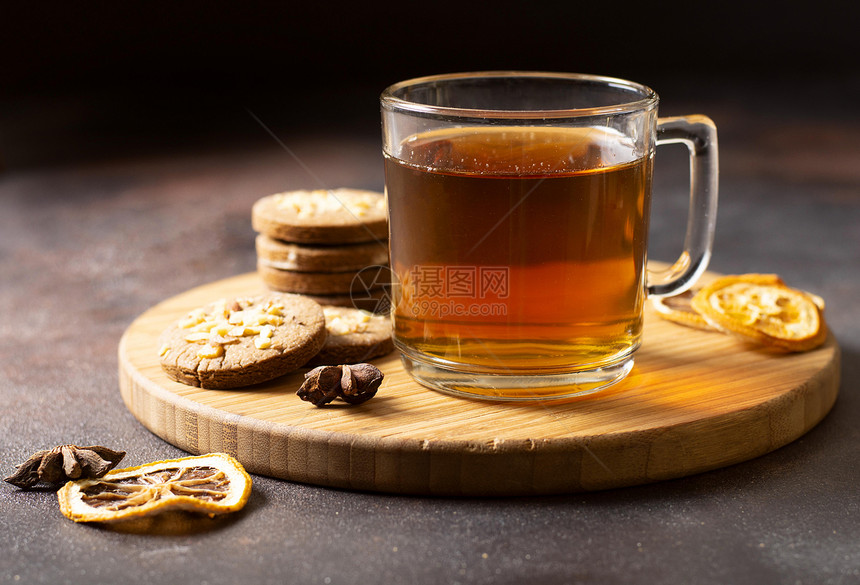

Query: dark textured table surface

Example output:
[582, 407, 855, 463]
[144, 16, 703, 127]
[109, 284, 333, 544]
[1, 78, 859, 585]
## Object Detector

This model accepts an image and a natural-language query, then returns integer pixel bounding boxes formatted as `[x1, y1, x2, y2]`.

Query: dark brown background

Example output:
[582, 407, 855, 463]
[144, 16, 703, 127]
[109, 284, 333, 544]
[2, 3, 859, 585]
[2, 1, 858, 168]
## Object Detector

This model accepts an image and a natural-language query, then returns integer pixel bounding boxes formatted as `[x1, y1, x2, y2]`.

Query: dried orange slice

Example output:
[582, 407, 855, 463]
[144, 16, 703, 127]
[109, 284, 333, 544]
[57, 453, 251, 523]
[690, 274, 827, 352]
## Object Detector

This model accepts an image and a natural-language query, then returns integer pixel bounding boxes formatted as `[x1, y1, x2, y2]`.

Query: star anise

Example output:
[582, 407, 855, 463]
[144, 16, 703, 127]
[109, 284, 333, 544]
[297, 363, 384, 406]
[4, 445, 126, 489]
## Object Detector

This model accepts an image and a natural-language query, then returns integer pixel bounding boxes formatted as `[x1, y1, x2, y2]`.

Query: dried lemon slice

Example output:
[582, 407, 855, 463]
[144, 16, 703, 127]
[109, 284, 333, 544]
[57, 453, 251, 523]
[690, 274, 827, 352]
[650, 290, 715, 331]
[651, 274, 785, 331]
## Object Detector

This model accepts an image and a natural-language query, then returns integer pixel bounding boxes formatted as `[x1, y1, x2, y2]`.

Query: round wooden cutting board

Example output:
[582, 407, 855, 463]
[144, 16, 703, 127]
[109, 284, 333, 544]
[118, 270, 840, 496]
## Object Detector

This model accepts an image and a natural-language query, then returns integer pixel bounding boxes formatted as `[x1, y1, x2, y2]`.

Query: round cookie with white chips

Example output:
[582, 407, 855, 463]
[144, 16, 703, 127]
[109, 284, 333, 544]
[158, 293, 326, 389]
[255, 234, 389, 273]
[306, 306, 394, 366]
[252, 188, 387, 244]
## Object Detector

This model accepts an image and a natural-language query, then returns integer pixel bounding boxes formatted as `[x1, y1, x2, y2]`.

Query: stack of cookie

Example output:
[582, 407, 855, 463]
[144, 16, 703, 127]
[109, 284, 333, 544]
[252, 189, 390, 311]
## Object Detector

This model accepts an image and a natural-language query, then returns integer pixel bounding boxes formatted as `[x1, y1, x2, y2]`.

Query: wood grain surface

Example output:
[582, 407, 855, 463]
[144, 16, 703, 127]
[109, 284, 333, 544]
[118, 270, 840, 496]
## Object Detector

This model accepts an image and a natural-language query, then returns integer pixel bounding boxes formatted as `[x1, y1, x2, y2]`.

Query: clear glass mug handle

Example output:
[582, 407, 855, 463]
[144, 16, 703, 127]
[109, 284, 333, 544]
[647, 115, 719, 297]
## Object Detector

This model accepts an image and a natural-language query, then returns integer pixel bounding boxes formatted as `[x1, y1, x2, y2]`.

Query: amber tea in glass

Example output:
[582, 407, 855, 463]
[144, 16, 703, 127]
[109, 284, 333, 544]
[381, 72, 718, 400]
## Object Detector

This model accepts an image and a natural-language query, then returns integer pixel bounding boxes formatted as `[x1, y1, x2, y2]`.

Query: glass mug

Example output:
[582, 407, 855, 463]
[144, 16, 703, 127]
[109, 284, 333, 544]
[380, 72, 718, 401]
